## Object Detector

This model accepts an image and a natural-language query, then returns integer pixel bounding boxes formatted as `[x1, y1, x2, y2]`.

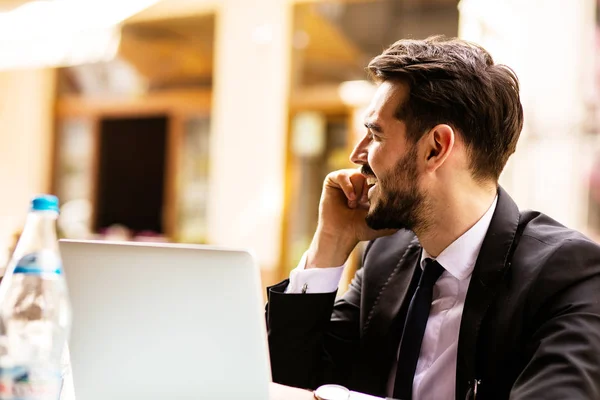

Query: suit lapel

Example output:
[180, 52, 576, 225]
[456, 187, 521, 400]
[358, 236, 422, 395]
[361, 237, 422, 340]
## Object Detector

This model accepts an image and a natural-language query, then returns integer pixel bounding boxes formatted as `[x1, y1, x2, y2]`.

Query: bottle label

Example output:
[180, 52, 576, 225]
[13, 252, 62, 276]
[0, 366, 62, 400]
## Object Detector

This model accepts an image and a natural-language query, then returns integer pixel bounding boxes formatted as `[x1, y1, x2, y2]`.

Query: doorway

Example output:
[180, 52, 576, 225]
[94, 116, 168, 235]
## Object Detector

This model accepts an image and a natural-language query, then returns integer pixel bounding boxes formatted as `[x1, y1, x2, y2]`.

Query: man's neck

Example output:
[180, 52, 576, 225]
[415, 184, 497, 257]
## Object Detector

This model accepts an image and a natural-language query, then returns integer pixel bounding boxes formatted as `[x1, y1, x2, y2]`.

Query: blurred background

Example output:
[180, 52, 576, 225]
[0, 0, 597, 290]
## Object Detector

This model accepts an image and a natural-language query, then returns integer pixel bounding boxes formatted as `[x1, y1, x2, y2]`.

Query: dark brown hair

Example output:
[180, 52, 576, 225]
[367, 36, 523, 181]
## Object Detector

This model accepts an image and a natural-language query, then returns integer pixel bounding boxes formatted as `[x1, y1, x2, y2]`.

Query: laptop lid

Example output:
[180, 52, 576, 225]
[59, 239, 271, 400]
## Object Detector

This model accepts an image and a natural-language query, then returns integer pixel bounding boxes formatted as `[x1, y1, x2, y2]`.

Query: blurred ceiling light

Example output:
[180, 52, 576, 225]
[292, 30, 310, 49]
[0, 0, 160, 70]
[338, 80, 376, 107]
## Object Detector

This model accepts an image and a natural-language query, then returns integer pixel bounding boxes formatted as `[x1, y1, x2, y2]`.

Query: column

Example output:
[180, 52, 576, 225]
[209, 0, 292, 273]
[0, 69, 56, 268]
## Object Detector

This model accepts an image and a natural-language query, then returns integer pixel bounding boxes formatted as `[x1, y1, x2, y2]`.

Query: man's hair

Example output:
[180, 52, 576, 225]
[367, 36, 524, 181]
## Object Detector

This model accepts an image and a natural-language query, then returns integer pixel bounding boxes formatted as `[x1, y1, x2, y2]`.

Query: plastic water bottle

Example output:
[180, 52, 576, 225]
[0, 195, 72, 399]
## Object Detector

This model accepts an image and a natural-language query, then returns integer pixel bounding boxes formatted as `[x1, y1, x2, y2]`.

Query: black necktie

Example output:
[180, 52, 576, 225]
[393, 258, 445, 400]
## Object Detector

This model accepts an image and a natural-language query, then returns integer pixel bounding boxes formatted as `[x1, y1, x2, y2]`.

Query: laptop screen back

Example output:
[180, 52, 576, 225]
[59, 240, 270, 400]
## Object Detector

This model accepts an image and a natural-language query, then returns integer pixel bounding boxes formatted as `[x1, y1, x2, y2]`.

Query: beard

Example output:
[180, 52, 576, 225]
[364, 147, 430, 231]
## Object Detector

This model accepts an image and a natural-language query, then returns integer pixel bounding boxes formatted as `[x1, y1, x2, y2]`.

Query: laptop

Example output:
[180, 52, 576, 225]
[59, 239, 271, 400]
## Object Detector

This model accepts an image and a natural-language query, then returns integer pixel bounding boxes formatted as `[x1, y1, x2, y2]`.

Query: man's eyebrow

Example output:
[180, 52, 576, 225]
[364, 121, 383, 133]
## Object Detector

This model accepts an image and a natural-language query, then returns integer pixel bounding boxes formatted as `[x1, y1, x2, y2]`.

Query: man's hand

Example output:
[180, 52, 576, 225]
[306, 169, 397, 269]
[270, 382, 314, 400]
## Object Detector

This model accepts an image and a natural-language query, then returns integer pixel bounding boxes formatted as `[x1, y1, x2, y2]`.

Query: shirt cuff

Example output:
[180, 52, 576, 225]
[285, 252, 345, 294]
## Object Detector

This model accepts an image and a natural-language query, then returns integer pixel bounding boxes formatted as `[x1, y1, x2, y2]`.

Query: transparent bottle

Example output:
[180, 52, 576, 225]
[0, 195, 72, 400]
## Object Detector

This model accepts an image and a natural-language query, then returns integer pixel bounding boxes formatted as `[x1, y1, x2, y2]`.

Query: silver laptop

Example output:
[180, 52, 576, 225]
[59, 240, 271, 400]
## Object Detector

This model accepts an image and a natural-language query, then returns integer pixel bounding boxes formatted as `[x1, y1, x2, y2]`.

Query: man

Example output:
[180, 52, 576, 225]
[266, 36, 600, 400]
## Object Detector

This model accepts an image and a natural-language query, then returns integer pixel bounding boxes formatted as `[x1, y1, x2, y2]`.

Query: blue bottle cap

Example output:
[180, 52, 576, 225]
[31, 195, 59, 212]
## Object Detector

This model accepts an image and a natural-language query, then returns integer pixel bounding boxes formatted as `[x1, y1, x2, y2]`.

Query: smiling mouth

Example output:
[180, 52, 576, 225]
[366, 176, 377, 186]
[366, 176, 378, 201]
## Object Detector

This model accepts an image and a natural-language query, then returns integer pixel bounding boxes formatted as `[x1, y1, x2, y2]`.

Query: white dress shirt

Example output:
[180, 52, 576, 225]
[287, 197, 498, 400]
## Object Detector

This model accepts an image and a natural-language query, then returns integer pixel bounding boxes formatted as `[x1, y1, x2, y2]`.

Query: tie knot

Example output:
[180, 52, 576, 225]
[420, 259, 445, 289]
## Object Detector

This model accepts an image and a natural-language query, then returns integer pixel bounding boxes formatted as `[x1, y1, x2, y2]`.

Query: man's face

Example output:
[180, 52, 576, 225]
[350, 81, 430, 231]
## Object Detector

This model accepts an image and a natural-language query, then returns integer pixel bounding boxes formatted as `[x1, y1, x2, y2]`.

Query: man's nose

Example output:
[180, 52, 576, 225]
[350, 135, 369, 165]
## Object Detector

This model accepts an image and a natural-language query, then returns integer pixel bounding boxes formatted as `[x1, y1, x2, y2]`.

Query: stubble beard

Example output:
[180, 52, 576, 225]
[365, 147, 430, 232]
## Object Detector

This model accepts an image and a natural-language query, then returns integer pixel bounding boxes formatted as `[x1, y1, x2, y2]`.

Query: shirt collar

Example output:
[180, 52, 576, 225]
[421, 196, 498, 281]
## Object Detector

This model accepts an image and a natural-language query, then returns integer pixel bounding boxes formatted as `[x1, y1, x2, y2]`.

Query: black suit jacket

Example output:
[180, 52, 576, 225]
[266, 187, 600, 399]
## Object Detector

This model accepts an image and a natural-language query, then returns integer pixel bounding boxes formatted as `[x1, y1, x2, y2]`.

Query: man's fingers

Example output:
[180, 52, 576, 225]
[334, 173, 356, 206]
[349, 174, 366, 207]
[326, 170, 365, 208]
[359, 177, 370, 206]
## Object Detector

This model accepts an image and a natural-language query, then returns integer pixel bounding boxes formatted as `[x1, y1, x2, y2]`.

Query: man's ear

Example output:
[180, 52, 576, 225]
[423, 124, 455, 172]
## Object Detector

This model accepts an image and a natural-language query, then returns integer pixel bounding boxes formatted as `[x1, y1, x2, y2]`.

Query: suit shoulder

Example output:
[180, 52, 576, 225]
[520, 210, 600, 254]
[515, 210, 600, 283]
